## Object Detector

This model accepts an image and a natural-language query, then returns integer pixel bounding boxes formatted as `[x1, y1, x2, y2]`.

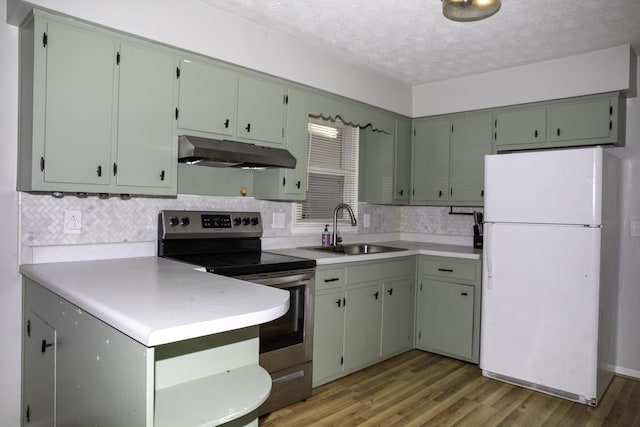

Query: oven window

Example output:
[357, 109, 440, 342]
[260, 284, 305, 353]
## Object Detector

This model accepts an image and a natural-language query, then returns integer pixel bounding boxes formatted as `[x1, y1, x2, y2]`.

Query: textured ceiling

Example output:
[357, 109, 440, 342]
[201, 0, 640, 86]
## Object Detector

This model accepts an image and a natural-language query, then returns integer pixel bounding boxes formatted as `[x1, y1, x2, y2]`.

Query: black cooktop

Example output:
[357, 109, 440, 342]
[164, 251, 316, 277]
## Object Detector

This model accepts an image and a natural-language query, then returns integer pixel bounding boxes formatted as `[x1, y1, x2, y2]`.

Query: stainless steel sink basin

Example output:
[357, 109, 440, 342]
[303, 243, 407, 255]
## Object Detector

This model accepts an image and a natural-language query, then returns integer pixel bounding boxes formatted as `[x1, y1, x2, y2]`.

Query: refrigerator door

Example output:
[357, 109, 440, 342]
[481, 222, 601, 401]
[484, 147, 603, 225]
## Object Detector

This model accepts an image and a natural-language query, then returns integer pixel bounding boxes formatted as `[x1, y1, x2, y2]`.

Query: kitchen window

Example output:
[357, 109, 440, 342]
[295, 116, 359, 228]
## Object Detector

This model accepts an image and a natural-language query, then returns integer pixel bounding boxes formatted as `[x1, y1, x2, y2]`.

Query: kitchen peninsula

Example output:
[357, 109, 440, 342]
[20, 256, 289, 427]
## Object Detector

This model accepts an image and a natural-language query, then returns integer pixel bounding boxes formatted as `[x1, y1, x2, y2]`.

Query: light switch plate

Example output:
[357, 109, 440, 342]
[64, 209, 82, 234]
[272, 212, 285, 229]
[630, 220, 640, 237]
[363, 214, 371, 228]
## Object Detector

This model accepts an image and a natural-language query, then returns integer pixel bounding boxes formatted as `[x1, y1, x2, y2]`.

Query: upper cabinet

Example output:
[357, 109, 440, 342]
[393, 118, 412, 203]
[494, 92, 625, 152]
[177, 59, 286, 148]
[412, 113, 491, 206]
[18, 11, 179, 197]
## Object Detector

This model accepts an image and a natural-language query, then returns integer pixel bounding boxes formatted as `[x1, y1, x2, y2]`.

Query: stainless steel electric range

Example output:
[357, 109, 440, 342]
[158, 210, 316, 415]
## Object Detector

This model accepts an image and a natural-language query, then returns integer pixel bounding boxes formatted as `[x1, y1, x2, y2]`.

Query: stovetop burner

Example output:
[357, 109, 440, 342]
[158, 210, 315, 276]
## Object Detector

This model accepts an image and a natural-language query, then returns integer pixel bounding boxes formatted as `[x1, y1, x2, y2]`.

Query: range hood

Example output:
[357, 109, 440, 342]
[178, 135, 297, 169]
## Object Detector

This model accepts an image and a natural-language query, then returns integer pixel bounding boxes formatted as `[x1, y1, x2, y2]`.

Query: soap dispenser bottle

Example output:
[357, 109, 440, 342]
[322, 224, 331, 246]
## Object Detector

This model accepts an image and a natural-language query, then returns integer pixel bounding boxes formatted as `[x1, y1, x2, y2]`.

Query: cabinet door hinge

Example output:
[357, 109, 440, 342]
[175, 107, 179, 120]
[283, 94, 289, 105]
[40, 157, 45, 172]
[176, 67, 180, 79]
[27, 319, 31, 337]
[420, 282, 423, 292]
[26, 405, 30, 423]
[116, 52, 120, 65]
[282, 177, 286, 187]
[42, 32, 47, 47]
[451, 124, 454, 132]
[343, 297, 346, 307]
[113, 163, 118, 176]
[418, 331, 422, 340]
[413, 128, 416, 137]
[340, 356, 344, 366]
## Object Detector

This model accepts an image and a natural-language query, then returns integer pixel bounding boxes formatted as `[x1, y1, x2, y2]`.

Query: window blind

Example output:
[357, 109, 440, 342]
[296, 117, 359, 223]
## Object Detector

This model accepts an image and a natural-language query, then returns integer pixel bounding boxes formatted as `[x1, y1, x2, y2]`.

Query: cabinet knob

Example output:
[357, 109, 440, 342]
[245, 123, 251, 133]
[534, 129, 539, 138]
[160, 170, 165, 181]
[96, 165, 102, 177]
[374, 291, 379, 300]
[387, 288, 393, 296]
[224, 119, 230, 128]
[41, 339, 53, 354]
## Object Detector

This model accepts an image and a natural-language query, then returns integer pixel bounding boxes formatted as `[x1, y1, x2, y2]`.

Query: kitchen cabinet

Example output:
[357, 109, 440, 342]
[312, 257, 415, 387]
[18, 11, 179, 197]
[416, 255, 481, 363]
[412, 113, 491, 206]
[393, 118, 412, 203]
[22, 276, 269, 427]
[253, 87, 309, 200]
[177, 58, 237, 137]
[494, 92, 625, 151]
[237, 75, 287, 146]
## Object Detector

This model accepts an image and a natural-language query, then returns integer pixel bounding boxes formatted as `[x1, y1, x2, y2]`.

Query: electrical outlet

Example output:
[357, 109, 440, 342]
[363, 214, 371, 228]
[64, 209, 82, 234]
[631, 220, 640, 237]
[272, 212, 285, 229]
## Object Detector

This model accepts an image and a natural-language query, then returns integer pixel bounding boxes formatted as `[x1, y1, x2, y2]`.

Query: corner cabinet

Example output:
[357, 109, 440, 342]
[494, 92, 626, 152]
[18, 11, 179, 197]
[415, 256, 481, 364]
[253, 88, 309, 201]
[411, 113, 492, 206]
[22, 278, 268, 427]
[312, 257, 415, 387]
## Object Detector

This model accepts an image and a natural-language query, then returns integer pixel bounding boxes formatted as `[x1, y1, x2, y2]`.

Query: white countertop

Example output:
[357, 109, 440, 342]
[20, 257, 289, 347]
[267, 240, 481, 265]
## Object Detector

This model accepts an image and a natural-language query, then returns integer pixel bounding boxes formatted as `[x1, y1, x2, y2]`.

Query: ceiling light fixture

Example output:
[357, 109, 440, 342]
[442, 0, 501, 22]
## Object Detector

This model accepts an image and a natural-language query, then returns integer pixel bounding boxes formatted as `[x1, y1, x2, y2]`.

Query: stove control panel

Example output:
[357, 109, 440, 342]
[159, 210, 262, 239]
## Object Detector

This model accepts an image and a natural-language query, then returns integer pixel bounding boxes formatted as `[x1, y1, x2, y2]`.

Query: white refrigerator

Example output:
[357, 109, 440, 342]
[480, 146, 620, 406]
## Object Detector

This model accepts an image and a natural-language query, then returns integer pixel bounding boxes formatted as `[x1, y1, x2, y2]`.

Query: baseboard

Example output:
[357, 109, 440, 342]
[614, 365, 640, 380]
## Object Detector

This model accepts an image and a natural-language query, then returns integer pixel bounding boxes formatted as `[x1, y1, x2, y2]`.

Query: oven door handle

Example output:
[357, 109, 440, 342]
[243, 273, 311, 287]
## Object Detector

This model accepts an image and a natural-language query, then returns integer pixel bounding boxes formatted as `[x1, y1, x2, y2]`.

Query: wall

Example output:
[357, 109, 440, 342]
[0, 0, 20, 424]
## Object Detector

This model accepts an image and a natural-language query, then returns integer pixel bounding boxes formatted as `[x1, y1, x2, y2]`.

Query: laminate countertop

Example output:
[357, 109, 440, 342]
[267, 240, 481, 265]
[20, 256, 289, 347]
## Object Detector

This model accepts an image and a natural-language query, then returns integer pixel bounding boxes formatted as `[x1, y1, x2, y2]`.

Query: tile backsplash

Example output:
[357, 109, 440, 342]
[20, 193, 478, 248]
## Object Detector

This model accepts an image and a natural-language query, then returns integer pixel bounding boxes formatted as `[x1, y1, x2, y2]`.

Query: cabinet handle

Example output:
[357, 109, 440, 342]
[160, 170, 165, 181]
[387, 288, 393, 296]
[296, 181, 301, 189]
[556, 128, 561, 136]
[26, 405, 30, 423]
[438, 190, 443, 197]
[534, 129, 538, 138]
[438, 268, 454, 272]
[374, 291, 379, 300]
[245, 123, 251, 132]
[398, 189, 404, 196]
[41, 339, 53, 354]
[224, 119, 230, 128]
[336, 299, 342, 307]
[96, 165, 102, 177]
[481, 189, 484, 197]
[324, 278, 339, 283]
[461, 292, 468, 296]
[113, 163, 118, 176]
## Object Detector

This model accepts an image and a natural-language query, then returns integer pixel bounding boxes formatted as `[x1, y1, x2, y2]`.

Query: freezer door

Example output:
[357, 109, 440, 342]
[484, 147, 603, 225]
[481, 223, 601, 400]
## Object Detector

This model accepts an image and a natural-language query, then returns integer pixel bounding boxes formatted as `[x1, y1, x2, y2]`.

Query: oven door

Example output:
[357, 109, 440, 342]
[233, 269, 315, 373]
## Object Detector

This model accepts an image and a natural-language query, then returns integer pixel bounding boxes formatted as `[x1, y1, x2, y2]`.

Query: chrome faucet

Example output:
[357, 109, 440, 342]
[332, 203, 358, 248]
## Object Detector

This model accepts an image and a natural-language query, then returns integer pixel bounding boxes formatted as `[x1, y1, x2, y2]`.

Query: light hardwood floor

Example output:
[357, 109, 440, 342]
[259, 350, 640, 426]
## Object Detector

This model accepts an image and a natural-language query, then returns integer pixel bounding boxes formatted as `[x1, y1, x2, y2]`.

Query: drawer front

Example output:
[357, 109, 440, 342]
[421, 258, 477, 282]
[315, 267, 345, 289]
[347, 257, 414, 284]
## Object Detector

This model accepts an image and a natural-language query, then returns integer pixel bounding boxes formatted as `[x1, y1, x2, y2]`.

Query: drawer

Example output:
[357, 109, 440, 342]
[421, 258, 478, 282]
[315, 267, 345, 289]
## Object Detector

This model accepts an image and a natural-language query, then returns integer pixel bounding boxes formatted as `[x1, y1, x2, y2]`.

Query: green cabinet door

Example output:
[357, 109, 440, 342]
[412, 118, 450, 203]
[237, 75, 286, 145]
[494, 107, 547, 147]
[343, 283, 382, 372]
[22, 311, 56, 426]
[177, 58, 237, 136]
[549, 97, 613, 143]
[381, 278, 414, 357]
[43, 21, 116, 186]
[116, 43, 178, 191]
[394, 118, 412, 203]
[420, 279, 474, 360]
[359, 127, 394, 204]
[312, 290, 345, 385]
[450, 113, 492, 203]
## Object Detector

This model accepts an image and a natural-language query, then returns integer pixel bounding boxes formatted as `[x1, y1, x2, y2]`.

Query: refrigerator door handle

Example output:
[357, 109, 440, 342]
[485, 222, 493, 289]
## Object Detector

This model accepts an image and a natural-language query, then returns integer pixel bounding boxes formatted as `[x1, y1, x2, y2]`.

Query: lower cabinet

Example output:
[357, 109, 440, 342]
[415, 256, 481, 363]
[312, 257, 416, 387]
[22, 278, 268, 427]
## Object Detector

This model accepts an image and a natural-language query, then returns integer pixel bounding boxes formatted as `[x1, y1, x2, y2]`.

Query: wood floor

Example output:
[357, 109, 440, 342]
[259, 350, 640, 427]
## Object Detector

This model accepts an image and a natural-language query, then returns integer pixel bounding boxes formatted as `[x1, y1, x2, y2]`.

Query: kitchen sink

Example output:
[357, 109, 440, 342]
[303, 243, 407, 255]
